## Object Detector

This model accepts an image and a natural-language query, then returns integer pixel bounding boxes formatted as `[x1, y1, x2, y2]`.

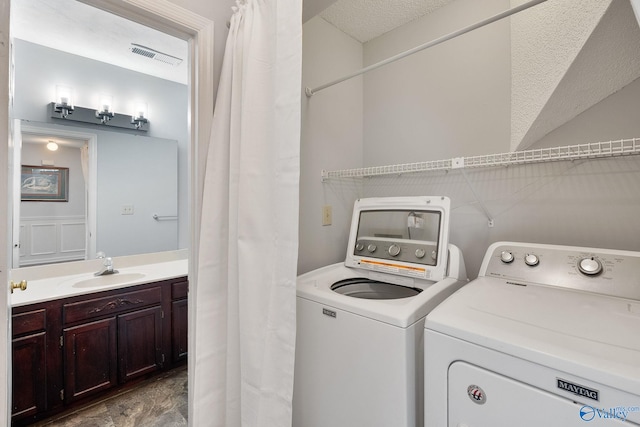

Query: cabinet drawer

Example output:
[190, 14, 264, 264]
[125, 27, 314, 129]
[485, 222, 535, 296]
[12, 309, 46, 337]
[171, 280, 188, 300]
[63, 287, 162, 324]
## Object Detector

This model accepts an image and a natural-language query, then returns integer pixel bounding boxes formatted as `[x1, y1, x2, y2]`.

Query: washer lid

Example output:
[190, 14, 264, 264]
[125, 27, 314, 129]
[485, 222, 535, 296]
[331, 277, 422, 300]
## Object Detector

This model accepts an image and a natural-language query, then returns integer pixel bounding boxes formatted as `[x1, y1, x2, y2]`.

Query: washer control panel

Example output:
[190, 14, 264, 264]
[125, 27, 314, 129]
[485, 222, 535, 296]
[354, 237, 438, 266]
[344, 197, 452, 282]
[482, 242, 640, 301]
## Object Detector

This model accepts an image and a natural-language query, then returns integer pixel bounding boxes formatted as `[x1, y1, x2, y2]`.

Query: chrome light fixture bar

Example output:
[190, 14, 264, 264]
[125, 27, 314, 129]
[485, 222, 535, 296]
[54, 85, 74, 118]
[96, 94, 115, 124]
[131, 102, 149, 129]
[54, 101, 74, 118]
[49, 102, 149, 132]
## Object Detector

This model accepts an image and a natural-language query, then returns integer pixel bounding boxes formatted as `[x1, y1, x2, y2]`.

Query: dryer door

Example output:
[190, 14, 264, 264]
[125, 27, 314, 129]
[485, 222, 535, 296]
[448, 362, 636, 427]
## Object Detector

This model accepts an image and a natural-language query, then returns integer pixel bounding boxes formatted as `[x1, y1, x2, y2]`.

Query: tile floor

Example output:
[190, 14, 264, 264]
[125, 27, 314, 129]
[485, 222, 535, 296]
[31, 366, 187, 427]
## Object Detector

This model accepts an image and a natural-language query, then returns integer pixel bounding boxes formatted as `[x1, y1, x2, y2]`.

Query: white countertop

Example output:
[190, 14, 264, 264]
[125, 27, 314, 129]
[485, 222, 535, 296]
[11, 252, 188, 307]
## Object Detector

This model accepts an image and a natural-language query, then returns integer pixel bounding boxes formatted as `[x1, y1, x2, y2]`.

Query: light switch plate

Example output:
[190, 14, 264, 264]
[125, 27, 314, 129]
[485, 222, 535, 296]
[322, 205, 332, 226]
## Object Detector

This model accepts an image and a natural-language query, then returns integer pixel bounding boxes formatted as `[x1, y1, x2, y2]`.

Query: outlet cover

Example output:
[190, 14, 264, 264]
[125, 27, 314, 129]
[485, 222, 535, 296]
[121, 205, 134, 215]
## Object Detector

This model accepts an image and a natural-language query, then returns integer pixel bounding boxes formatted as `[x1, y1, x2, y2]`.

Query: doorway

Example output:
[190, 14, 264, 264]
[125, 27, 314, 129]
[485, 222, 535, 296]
[2, 0, 214, 423]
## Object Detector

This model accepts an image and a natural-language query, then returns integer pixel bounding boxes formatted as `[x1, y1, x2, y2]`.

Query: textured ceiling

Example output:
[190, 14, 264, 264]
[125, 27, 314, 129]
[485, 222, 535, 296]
[11, 0, 188, 84]
[511, 0, 640, 150]
[319, 0, 455, 42]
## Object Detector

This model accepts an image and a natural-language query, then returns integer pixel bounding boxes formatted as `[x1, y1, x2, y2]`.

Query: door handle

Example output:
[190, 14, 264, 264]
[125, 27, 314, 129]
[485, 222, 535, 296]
[10, 280, 27, 293]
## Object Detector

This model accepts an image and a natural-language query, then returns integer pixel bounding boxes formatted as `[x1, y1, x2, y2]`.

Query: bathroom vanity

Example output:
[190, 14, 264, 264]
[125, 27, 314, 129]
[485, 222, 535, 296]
[10, 258, 188, 425]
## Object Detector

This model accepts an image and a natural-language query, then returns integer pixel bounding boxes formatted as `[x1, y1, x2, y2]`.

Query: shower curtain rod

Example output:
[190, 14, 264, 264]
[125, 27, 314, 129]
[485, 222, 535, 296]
[305, 0, 548, 97]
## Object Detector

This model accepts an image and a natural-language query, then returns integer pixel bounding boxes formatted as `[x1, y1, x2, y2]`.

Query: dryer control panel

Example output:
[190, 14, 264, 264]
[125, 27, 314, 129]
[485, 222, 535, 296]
[481, 242, 640, 301]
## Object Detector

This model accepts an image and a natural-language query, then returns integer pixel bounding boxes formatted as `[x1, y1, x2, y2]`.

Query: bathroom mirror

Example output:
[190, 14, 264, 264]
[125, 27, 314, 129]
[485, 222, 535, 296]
[10, 0, 190, 268]
[17, 121, 179, 267]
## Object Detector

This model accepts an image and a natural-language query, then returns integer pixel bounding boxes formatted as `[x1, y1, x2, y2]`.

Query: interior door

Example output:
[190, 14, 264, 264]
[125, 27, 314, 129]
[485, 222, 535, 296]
[11, 119, 21, 268]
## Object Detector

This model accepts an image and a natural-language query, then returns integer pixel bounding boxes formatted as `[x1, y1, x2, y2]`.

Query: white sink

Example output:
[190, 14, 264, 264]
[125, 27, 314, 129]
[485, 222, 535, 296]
[72, 273, 146, 288]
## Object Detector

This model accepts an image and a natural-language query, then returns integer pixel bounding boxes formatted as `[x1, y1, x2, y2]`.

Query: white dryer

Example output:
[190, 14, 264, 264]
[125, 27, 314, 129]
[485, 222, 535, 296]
[425, 242, 640, 427]
[293, 196, 467, 427]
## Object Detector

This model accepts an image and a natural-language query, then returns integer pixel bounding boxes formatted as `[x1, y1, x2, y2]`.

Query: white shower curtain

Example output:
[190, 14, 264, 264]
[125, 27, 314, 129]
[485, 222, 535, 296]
[193, 0, 301, 425]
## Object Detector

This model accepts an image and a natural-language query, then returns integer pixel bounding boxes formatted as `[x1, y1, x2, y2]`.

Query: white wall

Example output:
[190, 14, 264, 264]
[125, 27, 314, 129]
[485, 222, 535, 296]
[96, 134, 178, 257]
[365, 77, 640, 278]
[363, 0, 511, 165]
[298, 17, 364, 274]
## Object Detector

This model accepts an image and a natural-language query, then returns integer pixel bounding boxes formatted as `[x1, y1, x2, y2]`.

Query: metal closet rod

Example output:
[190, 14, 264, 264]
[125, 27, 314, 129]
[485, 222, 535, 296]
[305, 0, 548, 97]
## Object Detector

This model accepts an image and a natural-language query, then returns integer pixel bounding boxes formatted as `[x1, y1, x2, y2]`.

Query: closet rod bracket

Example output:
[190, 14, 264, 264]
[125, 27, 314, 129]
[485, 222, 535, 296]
[459, 166, 495, 227]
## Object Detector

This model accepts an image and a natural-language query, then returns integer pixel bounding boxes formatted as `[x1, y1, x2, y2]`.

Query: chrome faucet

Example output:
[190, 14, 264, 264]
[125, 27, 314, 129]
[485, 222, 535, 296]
[95, 253, 119, 276]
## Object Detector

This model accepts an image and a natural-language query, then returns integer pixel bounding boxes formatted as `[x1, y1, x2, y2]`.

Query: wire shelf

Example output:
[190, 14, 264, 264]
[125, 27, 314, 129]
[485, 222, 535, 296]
[321, 138, 640, 181]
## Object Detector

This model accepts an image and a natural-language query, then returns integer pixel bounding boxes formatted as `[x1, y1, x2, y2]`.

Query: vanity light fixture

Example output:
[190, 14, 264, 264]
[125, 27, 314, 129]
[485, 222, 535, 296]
[131, 102, 149, 129]
[96, 94, 115, 124]
[49, 90, 149, 132]
[54, 85, 74, 118]
[46, 140, 59, 151]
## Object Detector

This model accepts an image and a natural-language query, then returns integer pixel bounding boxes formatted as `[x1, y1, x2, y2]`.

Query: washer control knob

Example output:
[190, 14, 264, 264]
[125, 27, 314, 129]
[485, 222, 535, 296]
[355, 242, 364, 251]
[388, 244, 401, 257]
[524, 253, 539, 266]
[415, 248, 426, 259]
[578, 257, 602, 276]
[367, 244, 377, 253]
[500, 251, 514, 263]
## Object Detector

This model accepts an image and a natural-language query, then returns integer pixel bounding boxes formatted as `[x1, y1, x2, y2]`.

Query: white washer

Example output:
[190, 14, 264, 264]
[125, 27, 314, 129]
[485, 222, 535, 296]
[293, 196, 467, 427]
[425, 242, 640, 427]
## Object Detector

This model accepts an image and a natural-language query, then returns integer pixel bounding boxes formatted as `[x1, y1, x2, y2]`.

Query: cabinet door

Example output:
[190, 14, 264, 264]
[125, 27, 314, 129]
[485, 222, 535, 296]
[12, 332, 46, 421]
[64, 317, 117, 403]
[172, 299, 188, 363]
[118, 306, 163, 383]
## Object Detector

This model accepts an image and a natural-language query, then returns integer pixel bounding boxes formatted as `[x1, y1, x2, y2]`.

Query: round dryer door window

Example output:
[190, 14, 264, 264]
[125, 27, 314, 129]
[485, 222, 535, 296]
[331, 278, 422, 300]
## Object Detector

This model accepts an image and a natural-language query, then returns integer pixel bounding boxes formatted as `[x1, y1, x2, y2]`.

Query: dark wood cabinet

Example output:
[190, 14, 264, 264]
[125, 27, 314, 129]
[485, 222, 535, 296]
[11, 306, 61, 426]
[61, 285, 165, 403]
[63, 317, 117, 403]
[171, 280, 188, 363]
[12, 332, 46, 419]
[11, 276, 187, 425]
[118, 306, 163, 382]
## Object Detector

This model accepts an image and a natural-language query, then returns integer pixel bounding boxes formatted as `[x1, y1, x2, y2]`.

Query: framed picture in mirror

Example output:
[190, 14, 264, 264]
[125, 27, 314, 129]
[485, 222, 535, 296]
[21, 165, 69, 202]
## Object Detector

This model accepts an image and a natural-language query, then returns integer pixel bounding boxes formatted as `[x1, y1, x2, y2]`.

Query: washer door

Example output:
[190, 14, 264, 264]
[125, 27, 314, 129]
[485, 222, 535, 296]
[331, 278, 422, 300]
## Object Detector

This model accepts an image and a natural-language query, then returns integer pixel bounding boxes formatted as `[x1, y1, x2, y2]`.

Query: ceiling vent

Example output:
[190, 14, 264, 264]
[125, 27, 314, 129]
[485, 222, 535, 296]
[130, 43, 183, 66]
